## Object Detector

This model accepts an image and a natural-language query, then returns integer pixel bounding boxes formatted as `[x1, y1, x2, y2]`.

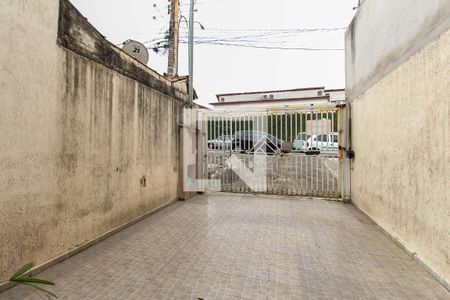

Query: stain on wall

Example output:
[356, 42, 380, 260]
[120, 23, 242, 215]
[350, 29, 450, 284]
[345, 0, 450, 100]
[0, 0, 186, 280]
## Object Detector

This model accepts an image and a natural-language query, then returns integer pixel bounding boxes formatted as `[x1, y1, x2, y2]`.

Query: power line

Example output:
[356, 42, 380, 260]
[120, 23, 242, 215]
[178, 27, 347, 33]
[180, 0, 235, 6]
[147, 40, 344, 51]
[177, 31, 343, 42]
[138, 4, 348, 54]
[137, 25, 345, 41]
[144, 26, 346, 45]
[141, 28, 345, 51]
[183, 41, 344, 51]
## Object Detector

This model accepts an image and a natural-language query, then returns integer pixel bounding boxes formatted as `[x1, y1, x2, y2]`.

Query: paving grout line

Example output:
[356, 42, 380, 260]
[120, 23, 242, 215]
[0, 199, 179, 294]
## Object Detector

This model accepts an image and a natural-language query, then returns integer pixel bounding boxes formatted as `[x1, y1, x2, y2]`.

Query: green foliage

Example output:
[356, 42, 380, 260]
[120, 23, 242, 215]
[207, 112, 338, 142]
[9, 263, 57, 299]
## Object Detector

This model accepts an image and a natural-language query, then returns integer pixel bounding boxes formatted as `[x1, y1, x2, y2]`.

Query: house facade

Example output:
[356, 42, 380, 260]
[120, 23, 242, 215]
[210, 87, 345, 110]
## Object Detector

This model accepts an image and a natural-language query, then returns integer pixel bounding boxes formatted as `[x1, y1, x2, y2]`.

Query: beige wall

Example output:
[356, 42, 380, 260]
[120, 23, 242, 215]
[350, 29, 450, 284]
[0, 0, 185, 280]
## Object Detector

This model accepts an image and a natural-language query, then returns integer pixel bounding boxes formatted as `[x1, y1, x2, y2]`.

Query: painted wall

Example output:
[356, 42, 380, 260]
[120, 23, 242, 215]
[218, 88, 324, 102]
[211, 98, 330, 110]
[0, 0, 186, 281]
[346, 0, 450, 287]
[326, 90, 345, 102]
[345, 0, 450, 100]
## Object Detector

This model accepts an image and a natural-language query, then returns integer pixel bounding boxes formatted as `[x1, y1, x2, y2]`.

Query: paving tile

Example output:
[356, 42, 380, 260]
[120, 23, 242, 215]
[0, 193, 448, 300]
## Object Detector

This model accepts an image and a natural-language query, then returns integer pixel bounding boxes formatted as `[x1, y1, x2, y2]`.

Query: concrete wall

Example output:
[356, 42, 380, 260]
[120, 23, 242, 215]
[346, 0, 450, 100]
[346, 0, 450, 287]
[0, 0, 186, 281]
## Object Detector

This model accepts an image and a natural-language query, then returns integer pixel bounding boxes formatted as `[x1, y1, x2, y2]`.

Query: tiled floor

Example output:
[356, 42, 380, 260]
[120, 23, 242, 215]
[1, 193, 449, 299]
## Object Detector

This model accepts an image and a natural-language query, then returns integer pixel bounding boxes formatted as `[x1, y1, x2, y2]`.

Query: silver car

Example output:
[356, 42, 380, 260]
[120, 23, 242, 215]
[293, 133, 311, 150]
[207, 135, 232, 150]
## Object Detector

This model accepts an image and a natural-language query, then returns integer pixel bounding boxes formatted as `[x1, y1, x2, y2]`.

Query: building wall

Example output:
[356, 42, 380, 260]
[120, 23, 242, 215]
[212, 98, 330, 110]
[346, 0, 450, 286]
[326, 90, 345, 102]
[0, 0, 186, 281]
[218, 88, 324, 102]
[345, 0, 450, 100]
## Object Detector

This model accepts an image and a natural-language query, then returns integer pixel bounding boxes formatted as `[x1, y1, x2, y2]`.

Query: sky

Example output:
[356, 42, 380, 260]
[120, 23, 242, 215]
[71, 0, 358, 107]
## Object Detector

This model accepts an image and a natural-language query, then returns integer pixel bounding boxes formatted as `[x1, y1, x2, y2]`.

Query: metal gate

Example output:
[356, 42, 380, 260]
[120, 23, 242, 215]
[200, 105, 344, 198]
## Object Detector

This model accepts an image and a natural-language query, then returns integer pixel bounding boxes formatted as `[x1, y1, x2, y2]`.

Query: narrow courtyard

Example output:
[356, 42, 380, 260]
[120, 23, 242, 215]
[1, 194, 448, 300]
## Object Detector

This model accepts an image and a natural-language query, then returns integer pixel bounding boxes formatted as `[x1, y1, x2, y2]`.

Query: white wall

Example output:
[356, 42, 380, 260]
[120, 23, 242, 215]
[219, 88, 324, 102]
[327, 90, 345, 102]
[345, 0, 450, 99]
[212, 98, 329, 110]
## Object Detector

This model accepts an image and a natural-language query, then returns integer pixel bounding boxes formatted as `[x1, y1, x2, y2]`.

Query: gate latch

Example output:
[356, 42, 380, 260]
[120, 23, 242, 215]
[346, 150, 355, 159]
[339, 146, 355, 159]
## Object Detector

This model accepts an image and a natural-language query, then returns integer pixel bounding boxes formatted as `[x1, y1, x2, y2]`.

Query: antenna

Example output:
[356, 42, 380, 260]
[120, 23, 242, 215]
[122, 40, 149, 65]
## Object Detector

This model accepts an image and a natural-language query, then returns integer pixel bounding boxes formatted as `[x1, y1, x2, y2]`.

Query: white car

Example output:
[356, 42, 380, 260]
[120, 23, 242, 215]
[305, 133, 338, 153]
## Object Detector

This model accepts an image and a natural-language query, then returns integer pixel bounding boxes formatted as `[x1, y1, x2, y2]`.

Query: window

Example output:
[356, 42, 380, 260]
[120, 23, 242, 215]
[332, 135, 338, 143]
[317, 91, 323, 96]
[316, 135, 328, 142]
[296, 133, 310, 141]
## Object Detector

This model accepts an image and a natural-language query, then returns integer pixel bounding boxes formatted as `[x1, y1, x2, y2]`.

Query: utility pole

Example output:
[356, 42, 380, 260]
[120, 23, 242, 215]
[167, 0, 180, 77]
[188, 0, 194, 106]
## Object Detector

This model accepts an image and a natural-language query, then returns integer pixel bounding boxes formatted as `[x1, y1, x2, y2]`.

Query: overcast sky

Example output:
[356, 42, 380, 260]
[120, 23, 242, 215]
[71, 0, 357, 106]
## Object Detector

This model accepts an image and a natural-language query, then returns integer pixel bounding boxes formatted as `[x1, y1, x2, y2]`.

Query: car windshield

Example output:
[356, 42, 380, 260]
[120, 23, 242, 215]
[296, 133, 310, 141]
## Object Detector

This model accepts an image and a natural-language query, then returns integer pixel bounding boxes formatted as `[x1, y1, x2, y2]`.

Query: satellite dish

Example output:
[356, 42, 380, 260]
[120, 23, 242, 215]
[122, 40, 149, 65]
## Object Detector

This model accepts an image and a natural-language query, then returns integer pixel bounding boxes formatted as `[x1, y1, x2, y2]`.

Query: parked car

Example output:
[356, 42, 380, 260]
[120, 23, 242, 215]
[231, 131, 283, 154]
[208, 135, 232, 150]
[305, 133, 338, 154]
[293, 133, 311, 150]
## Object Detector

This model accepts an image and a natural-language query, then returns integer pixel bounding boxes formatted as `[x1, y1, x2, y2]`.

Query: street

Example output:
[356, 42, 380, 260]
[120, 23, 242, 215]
[208, 152, 339, 197]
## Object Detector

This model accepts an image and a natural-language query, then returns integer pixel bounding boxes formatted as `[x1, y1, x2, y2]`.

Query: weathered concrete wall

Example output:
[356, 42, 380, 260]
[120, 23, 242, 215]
[345, 0, 450, 100]
[0, 0, 186, 281]
[346, 0, 450, 287]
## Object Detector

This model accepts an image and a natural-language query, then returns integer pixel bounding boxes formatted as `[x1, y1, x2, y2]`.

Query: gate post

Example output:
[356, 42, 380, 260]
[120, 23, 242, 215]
[338, 104, 351, 203]
[197, 109, 208, 189]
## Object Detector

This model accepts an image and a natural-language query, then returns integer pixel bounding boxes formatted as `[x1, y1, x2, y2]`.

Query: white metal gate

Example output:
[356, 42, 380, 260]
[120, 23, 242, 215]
[201, 106, 344, 198]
